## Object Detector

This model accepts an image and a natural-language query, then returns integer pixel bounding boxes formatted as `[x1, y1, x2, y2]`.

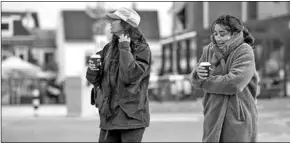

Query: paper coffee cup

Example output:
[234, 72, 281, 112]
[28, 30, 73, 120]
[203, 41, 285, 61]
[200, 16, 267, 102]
[90, 54, 102, 71]
[200, 62, 211, 77]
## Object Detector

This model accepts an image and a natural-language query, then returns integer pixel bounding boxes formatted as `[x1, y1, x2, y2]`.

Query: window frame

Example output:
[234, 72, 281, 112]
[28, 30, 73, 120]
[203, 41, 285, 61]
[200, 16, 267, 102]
[1, 17, 14, 37]
[2, 17, 14, 37]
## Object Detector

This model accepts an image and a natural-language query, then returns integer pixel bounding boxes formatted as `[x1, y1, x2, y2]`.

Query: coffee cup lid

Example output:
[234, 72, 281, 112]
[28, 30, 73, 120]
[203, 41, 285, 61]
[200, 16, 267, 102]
[200, 62, 211, 66]
[91, 54, 101, 58]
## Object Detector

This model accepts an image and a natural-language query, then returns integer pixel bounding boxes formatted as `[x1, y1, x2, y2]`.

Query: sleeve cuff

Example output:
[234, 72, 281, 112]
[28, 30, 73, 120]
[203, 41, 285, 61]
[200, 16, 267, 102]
[199, 79, 206, 88]
[87, 68, 99, 76]
[193, 70, 206, 88]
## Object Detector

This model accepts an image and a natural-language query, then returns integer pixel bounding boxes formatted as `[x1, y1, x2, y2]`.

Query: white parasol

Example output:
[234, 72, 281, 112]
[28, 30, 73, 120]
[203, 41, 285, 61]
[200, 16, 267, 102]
[2, 56, 42, 78]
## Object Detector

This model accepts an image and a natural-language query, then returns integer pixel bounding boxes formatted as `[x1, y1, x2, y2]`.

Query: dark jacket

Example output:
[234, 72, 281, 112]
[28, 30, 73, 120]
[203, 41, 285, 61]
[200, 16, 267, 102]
[86, 36, 151, 130]
[189, 32, 259, 142]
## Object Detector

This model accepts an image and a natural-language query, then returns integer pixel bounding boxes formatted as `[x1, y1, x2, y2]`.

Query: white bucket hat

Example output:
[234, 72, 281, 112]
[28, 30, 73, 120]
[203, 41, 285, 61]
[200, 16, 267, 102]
[106, 7, 141, 27]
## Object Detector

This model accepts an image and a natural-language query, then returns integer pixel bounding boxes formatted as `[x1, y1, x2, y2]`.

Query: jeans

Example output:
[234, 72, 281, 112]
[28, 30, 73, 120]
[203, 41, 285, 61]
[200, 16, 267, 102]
[98, 128, 145, 142]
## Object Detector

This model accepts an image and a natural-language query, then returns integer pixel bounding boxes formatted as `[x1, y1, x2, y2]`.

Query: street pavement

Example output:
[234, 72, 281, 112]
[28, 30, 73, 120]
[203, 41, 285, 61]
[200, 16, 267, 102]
[2, 98, 290, 142]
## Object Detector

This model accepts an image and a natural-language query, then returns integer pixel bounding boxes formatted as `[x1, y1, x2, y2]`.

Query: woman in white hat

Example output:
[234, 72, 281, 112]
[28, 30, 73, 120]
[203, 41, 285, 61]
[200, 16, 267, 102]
[86, 7, 151, 142]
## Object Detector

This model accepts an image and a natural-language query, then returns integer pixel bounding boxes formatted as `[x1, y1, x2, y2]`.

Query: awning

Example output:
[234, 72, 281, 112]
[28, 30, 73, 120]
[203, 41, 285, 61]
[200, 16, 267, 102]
[2, 36, 35, 45]
[160, 31, 197, 45]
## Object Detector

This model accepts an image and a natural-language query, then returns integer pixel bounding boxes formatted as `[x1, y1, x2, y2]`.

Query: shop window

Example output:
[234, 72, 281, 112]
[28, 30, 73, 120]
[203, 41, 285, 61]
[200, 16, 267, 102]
[177, 7, 186, 30]
[44, 53, 54, 64]
[189, 39, 197, 70]
[177, 40, 188, 74]
[1, 19, 13, 37]
[43, 52, 57, 71]
[1, 23, 9, 30]
[165, 44, 173, 73]
[160, 44, 173, 75]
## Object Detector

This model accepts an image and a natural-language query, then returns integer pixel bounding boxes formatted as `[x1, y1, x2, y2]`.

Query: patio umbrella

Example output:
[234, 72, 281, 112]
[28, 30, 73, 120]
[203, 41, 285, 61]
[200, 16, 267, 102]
[2, 56, 42, 78]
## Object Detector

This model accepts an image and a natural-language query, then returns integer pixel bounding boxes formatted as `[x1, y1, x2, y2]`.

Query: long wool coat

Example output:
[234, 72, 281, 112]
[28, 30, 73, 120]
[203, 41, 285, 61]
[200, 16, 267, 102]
[190, 32, 259, 142]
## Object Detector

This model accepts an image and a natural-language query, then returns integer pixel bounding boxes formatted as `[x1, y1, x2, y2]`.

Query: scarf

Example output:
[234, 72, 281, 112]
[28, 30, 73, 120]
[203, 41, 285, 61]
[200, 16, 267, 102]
[209, 31, 244, 67]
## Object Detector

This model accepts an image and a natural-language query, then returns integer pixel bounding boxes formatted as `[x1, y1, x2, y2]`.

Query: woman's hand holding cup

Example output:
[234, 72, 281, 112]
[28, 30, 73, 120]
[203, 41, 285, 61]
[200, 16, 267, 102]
[88, 60, 97, 71]
[88, 54, 102, 71]
[196, 62, 211, 80]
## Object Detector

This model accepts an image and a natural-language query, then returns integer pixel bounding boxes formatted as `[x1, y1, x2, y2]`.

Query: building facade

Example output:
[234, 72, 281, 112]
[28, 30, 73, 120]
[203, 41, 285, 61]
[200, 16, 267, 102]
[1, 11, 59, 105]
[2, 11, 57, 70]
[159, 2, 290, 98]
[161, 1, 290, 75]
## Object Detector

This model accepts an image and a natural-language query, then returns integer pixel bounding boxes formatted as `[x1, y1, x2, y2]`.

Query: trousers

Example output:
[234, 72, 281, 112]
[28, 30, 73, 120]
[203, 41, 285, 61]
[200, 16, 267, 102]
[98, 128, 145, 142]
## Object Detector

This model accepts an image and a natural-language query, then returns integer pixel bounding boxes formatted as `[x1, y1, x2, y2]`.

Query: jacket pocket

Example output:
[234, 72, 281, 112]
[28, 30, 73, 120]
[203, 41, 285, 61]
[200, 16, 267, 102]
[202, 93, 210, 114]
[96, 89, 106, 115]
[237, 94, 246, 121]
[119, 99, 143, 122]
[125, 83, 141, 94]
[118, 81, 141, 99]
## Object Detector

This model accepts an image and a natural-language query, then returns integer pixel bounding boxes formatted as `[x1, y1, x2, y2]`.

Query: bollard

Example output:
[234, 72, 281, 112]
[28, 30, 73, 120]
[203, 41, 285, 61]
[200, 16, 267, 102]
[32, 88, 40, 117]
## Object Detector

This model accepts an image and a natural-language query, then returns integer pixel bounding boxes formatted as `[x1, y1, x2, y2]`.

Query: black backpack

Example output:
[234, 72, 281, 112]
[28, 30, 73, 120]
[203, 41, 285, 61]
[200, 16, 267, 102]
[90, 86, 100, 108]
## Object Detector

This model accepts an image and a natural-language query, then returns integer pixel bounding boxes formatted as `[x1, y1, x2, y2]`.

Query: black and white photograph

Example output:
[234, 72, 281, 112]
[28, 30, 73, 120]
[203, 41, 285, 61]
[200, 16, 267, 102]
[1, 1, 290, 142]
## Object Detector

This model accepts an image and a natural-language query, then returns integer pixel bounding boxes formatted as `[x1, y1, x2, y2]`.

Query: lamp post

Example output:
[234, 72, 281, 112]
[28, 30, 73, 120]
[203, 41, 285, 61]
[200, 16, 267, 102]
[22, 10, 40, 115]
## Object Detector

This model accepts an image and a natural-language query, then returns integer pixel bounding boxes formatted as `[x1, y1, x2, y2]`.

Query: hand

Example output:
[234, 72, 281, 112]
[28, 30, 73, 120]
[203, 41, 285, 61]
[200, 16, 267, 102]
[88, 60, 98, 71]
[118, 34, 131, 43]
[196, 64, 209, 80]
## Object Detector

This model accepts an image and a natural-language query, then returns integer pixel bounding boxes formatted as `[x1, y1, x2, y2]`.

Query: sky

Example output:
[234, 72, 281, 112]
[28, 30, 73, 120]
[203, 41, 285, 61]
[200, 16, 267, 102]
[2, 2, 173, 38]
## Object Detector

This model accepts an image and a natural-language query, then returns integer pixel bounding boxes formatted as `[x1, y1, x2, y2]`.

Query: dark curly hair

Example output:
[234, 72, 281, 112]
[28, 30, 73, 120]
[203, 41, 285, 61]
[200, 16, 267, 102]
[211, 14, 255, 46]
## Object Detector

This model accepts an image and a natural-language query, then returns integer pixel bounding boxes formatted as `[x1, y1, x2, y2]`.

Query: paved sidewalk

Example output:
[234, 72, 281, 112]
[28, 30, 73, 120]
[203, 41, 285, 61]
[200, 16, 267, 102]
[2, 109, 290, 142]
[2, 98, 290, 142]
[2, 99, 203, 117]
[2, 97, 290, 117]
[2, 105, 69, 117]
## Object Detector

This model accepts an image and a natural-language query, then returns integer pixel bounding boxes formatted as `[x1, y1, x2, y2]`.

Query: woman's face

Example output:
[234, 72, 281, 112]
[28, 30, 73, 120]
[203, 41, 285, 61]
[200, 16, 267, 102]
[213, 24, 232, 46]
[109, 19, 123, 34]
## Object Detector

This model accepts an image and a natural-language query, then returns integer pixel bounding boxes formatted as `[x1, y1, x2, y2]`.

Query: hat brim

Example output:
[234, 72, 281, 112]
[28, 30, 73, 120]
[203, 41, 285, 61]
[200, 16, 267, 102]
[106, 13, 121, 20]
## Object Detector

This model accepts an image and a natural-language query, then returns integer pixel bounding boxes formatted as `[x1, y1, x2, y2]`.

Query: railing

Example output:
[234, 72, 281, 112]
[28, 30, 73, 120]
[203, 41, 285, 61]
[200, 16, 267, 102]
[2, 78, 65, 105]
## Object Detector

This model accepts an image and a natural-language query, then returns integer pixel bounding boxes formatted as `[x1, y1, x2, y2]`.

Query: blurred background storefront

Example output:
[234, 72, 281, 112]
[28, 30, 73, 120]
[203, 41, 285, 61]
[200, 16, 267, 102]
[1, 2, 163, 117]
[2, 11, 62, 105]
[2, 2, 290, 116]
[156, 1, 290, 101]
